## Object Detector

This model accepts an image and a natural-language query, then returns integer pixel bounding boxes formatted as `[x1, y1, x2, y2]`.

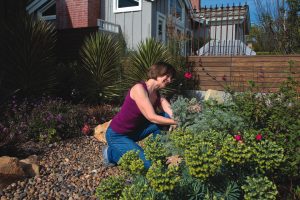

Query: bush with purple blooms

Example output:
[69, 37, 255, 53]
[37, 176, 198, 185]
[27, 97, 89, 143]
[0, 96, 118, 145]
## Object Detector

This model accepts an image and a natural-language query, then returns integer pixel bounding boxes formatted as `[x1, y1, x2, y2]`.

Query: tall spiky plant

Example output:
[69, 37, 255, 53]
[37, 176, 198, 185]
[121, 38, 174, 95]
[0, 14, 57, 97]
[79, 32, 123, 103]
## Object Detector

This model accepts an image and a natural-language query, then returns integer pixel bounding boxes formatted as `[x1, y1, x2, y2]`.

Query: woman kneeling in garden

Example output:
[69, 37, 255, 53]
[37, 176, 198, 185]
[103, 62, 178, 168]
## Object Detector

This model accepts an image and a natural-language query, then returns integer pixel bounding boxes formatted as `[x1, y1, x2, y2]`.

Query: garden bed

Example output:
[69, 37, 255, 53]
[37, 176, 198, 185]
[0, 136, 121, 199]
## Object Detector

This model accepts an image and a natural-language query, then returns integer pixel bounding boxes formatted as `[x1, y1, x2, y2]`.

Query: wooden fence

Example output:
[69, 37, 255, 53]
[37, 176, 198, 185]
[187, 55, 300, 92]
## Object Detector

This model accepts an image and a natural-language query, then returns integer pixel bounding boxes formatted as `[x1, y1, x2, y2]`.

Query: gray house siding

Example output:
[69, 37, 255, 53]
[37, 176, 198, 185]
[151, 1, 169, 40]
[104, 0, 152, 50]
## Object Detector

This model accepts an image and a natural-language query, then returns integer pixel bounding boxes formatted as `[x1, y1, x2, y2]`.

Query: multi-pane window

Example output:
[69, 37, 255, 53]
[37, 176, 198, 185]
[114, 0, 142, 13]
[157, 13, 166, 43]
[38, 0, 56, 22]
[169, 0, 184, 25]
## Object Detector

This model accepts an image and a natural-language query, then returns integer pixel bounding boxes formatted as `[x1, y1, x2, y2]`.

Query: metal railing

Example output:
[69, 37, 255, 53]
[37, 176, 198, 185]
[97, 19, 121, 34]
[190, 3, 254, 56]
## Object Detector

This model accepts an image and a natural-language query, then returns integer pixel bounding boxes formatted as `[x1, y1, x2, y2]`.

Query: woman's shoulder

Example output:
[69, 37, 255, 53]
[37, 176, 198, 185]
[131, 82, 146, 91]
[130, 82, 147, 97]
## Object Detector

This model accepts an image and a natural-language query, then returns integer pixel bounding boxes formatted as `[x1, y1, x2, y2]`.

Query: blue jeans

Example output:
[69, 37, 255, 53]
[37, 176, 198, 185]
[105, 113, 170, 169]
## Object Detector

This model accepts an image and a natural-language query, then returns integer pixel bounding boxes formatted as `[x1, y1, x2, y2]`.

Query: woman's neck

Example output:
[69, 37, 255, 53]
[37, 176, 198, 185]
[145, 79, 159, 93]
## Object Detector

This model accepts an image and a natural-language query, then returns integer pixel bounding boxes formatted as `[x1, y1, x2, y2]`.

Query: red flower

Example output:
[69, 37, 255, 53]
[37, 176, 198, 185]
[184, 72, 192, 79]
[82, 124, 91, 135]
[234, 135, 242, 141]
[256, 134, 263, 141]
[222, 75, 227, 81]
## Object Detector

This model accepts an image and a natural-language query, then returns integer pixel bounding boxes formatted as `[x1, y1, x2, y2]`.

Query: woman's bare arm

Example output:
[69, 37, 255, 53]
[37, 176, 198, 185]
[131, 84, 177, 125]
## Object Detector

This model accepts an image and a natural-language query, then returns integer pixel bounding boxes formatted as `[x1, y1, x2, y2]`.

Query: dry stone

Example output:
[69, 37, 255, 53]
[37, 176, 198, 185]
[20, 155, 39, 177]
[0, 156, 25, 190]
[204, 89, 226, 104]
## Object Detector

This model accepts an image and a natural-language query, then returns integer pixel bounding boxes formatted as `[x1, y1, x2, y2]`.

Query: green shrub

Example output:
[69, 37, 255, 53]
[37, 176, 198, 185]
[144, 135, 169, 163]
[220, 135, 252, 166]
[242, 176, 278, 200]
[252, 140, 285, 173]
[146, 160, 180, 193]
[27, 97, 87, 143]
[170, 97, 200, 128]
[118, 150, 145, 176]
[120, 177, 155, 200]
[171, 97, 246, 133]
[0, 14, 57, 97]
[96, 176, 125, 200]
[169, 128, 194, 150]
[79, 32, 123, 103]
[231, 72, 300, 178]
[185, 141, 222, 180]
[121, 38, 172, 88]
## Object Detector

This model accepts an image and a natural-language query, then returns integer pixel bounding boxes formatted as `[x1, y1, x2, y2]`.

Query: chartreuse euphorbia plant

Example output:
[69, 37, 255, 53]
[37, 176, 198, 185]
[242, 176, 278, 200]
[185, 141, 222, 180]
[95, 96, 288, 199]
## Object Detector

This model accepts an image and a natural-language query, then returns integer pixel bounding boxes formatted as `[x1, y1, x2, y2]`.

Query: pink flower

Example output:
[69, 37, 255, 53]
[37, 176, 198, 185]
[184, 72, 192, 79]
[82, 124, 91, 135]
[256, 133, 262, 141]
[234, 135, 242, 141]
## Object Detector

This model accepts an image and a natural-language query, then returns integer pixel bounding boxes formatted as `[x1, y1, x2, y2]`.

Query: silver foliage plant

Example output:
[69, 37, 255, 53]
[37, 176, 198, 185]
[171, 96, 246, 133]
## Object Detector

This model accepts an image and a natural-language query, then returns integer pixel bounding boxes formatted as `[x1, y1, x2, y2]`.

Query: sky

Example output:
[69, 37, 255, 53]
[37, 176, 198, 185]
[201, 0, 261, 24]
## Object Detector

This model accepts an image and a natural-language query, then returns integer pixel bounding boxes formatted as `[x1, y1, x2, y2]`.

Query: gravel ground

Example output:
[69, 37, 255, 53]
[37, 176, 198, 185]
[0, 136, 122, 200]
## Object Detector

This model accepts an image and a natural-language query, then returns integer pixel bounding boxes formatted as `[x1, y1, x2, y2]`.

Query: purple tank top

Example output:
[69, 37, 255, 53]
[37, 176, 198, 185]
[110, 82, 160, 134]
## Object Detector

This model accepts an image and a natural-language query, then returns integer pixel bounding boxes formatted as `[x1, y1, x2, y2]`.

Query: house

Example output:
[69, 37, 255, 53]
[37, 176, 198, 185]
[26, 0, 252, 57]
[26, 0, 201, 58]
[192, 4, 254, 55]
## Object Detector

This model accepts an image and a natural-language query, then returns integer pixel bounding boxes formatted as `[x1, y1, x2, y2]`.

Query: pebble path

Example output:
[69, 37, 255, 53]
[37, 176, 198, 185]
[0, 136, 121, 200]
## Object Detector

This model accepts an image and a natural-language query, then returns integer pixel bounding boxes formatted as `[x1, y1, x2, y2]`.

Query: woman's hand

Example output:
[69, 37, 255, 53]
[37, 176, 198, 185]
[169, 124, 177, 132]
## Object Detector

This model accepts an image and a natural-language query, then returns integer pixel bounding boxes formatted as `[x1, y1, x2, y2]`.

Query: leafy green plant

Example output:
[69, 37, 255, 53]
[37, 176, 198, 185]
[79, 32, 123, 103]
[118, 150, 145, 175]
[0, 14, 57, 97]
[144, 135, 169, 163]
[120, 177, 155, 200]
[96, 176, 125, 200]
[185, 141, 222, 180]
[220, 135, 252, 166]
[252, 140, 285, 173]
[169, 128, 194, 150]
[171, 97, 246, 133]
[171, 97, 201, 128]
[146, 160, 180, 193]
[242, 176, 278, 200]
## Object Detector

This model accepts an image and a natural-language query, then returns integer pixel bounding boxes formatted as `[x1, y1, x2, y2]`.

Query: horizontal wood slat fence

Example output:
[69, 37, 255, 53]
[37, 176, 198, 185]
[187, 55, 300, 92]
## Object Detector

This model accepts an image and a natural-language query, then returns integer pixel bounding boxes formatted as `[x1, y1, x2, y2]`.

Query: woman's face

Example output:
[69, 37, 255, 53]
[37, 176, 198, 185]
[157, 75, 172, 88]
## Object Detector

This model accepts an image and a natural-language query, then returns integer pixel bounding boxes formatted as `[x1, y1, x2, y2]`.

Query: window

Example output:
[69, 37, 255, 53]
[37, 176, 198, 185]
[157, 13, 166, 43]
[114, 0, 142, 13]
[175, 0, 183, 22]
[169, 0, 185, 26]
[38, 0, 56, 22]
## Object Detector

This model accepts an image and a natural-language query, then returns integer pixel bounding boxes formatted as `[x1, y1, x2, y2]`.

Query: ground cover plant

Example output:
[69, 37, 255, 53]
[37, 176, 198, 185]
[96, 76, 299, 200]
[0, 96, 118, 147]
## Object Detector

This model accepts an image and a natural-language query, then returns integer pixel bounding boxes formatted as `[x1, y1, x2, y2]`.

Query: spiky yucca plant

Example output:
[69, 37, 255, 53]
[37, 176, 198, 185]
[79, 33, 123, 103]
[121, 38, 173, 93]
[0, 14, 57, 97]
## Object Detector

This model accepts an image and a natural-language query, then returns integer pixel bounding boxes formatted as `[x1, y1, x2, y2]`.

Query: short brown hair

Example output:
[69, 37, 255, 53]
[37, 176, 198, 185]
[147, 62, 176, 80]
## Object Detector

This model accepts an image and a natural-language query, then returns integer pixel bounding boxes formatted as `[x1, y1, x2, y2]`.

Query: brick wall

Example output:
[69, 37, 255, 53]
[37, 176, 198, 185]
[56, 0, 100, 29]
